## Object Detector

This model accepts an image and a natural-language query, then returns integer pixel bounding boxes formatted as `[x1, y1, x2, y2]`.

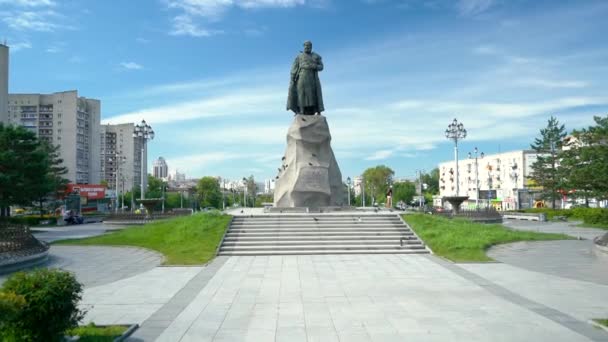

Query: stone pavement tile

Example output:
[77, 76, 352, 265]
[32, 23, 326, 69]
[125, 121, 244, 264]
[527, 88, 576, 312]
[460, 263, 608, 323]
[275, 326, 307, 342]
[305, 326, 340, 342]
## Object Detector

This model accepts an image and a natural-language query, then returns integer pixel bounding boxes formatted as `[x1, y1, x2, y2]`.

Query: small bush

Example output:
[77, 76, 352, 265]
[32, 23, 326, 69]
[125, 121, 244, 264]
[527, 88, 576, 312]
[1, 269, 85, 341]
[0, 291, 27, 336]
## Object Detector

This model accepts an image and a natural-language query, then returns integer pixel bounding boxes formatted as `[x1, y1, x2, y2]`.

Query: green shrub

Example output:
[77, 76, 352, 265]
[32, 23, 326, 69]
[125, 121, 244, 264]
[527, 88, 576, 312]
[1, 269, 85, 341]
[4, 215, 58, 226]
[0, 291, 27, 337]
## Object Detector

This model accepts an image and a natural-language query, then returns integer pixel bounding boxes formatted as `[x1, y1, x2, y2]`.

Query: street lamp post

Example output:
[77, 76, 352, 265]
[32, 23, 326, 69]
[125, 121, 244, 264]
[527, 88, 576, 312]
[468, 147, 484, 208]
[133, 120, 154, 202]
[108, 154, 126, 213]
[222, 179, 226, 211]
[362, 178, 366, 207]
[242, 178, 247, 208]
[346, 177, 351, 206]
[445, 118, 467, 196]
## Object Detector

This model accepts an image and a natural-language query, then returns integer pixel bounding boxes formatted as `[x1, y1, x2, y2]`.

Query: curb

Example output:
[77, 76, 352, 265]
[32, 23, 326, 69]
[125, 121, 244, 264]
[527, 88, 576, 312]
[0, 249, 49, 275]
[114, 323, 139, 341]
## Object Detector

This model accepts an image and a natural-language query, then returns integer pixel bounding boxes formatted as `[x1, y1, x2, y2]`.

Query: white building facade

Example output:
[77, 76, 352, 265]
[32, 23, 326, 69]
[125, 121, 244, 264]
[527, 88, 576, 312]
[438, 150, 541, 210]
[6, 91, 101, 184]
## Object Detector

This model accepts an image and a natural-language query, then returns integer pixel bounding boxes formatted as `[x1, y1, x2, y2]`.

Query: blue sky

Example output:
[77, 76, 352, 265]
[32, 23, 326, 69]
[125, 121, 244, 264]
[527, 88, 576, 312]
[3, 0, 608, 181]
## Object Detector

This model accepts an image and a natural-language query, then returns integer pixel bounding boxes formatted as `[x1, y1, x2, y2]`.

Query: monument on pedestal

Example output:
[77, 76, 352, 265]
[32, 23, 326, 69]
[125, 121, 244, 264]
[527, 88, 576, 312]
[273, 41, 344, 208]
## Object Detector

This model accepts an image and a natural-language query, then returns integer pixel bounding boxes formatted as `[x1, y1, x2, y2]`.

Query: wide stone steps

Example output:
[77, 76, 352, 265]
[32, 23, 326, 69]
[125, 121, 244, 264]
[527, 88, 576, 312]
[218, 214, 429, 256]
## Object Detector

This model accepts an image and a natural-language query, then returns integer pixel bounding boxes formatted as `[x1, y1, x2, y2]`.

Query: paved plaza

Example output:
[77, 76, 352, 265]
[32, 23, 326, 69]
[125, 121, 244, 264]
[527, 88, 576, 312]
[4, 220, 607, 341]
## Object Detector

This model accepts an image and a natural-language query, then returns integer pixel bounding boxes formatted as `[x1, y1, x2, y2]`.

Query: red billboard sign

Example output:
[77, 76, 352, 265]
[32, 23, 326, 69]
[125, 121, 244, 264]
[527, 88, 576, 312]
[66, 184, 106, 200]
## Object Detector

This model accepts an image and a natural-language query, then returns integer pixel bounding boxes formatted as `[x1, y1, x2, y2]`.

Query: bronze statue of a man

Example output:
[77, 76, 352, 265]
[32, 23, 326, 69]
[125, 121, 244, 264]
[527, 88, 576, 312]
[287, 41, 325, 115]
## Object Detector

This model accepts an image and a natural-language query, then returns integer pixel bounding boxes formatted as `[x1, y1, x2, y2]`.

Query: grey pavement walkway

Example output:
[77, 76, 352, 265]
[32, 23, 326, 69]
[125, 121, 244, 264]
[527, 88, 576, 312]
[0, 246, 162, 287]
[488, 240, 608, 285]
[502, 219, 606, 240]
[113, 254, 607, 342]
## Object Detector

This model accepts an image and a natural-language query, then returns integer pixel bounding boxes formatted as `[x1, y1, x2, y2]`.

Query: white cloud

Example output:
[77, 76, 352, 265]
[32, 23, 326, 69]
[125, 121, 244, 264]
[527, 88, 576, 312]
[9, 41, 32, 52]
[169, 151, 276, 176]
[170, 15, 223, 37]
[366, 149, 394, 161]
[103, 88, 282, 124]
[516, 78, 588, 89]
[457, 0, 496, 16]
[3, 11, 60, 31]
[165, 0, 312, 37]
[120, 62, 144, 70]
[0, 0, 55, 7]
[473, 45, 498, 55]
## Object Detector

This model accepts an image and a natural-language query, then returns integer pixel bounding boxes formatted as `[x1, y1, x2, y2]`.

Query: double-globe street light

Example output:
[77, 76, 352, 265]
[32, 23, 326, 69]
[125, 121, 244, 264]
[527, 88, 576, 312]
[468, 147, 484, 208]
[445, 118, 467, 196]
[133, 120, 154, 202]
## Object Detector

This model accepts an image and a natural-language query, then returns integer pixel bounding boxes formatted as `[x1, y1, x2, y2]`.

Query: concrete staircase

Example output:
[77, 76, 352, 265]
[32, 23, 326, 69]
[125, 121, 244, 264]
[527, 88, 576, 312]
[218, 214, 430, 256]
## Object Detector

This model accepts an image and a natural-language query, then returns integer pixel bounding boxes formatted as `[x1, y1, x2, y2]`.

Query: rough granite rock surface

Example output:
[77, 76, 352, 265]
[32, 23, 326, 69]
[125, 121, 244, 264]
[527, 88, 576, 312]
[274, 114, 344, 208]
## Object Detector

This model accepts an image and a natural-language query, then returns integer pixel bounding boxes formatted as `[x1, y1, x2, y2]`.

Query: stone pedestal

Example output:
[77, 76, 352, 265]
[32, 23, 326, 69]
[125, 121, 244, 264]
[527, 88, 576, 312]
[273, 115, 344, 208]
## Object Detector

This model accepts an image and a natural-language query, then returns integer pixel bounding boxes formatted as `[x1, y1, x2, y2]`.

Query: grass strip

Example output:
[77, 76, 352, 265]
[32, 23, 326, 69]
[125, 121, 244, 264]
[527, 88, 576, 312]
[67, 323, 127, 341]
[593, 319, 608, 328]
[403, 213, 571, 262]
[54, 213, 231, 265]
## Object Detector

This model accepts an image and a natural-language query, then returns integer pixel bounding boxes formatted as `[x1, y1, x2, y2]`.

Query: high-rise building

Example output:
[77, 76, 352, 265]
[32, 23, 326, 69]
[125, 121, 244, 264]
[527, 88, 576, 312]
[0, 43, 8, 123]
[7, 91, 101, 184]
[153, 157, 168, 179]
[100, 123, 137, 194]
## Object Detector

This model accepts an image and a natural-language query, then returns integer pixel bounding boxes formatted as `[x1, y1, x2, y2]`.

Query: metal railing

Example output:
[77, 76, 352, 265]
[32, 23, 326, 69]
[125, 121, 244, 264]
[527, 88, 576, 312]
[431, 207, 503, 222]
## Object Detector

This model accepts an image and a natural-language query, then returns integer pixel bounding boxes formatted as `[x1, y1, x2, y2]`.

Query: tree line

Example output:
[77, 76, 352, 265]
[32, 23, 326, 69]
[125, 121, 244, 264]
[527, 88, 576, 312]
[529, 115, 608, 207]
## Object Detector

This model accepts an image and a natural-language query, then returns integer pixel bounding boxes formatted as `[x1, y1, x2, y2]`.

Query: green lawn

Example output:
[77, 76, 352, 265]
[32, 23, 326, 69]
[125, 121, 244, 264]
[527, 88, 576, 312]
[54, 213, 232, 265]
[403, 214, 571, 262]
[67, 324, 127, 342]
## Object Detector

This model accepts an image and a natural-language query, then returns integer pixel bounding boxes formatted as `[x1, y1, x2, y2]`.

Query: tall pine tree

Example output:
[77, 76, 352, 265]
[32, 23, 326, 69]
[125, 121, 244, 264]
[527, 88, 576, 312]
[529, 116, 567, 208]
[559, 115, 608, 204]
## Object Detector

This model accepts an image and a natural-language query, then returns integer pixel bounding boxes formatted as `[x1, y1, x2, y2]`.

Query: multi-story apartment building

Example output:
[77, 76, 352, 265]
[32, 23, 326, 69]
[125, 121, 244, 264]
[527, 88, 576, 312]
[438, 149, 540, 210]
[6, 91, 101, 184]
[0, 44, 8, 123]
[153, 157, 168, 179]
[100, 123, 137, 194]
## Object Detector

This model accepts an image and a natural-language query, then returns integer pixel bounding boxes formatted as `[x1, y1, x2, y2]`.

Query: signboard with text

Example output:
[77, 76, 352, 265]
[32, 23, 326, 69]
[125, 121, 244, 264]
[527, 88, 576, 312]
[66, 184, 106, 200]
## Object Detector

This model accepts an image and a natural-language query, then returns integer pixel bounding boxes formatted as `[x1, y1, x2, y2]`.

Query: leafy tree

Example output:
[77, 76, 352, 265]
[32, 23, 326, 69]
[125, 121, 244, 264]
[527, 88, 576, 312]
[196, 177, 221, 208]
[529, 116, 567, 208]
[242, 175, 258, 207]
[31, 142, 69, 216]
[421, 168, 439, 195]
[392, 181, 417, 205]
[0, 124, 49, 217]
[362, 165, 395, 205]
[146, 175, 165, 198]
[560, 115, 608, 203]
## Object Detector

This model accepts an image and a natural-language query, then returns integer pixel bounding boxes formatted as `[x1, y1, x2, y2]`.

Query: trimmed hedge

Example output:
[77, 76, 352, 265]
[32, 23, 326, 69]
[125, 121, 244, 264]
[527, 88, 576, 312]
[2, 215, 58, 226]
[0, 269, 85, 341]
[520, 208, 608, 225]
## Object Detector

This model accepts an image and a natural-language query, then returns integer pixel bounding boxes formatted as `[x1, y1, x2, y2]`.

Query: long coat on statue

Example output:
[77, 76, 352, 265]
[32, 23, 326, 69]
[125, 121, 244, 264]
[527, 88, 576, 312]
[287, 52, 325, 114]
